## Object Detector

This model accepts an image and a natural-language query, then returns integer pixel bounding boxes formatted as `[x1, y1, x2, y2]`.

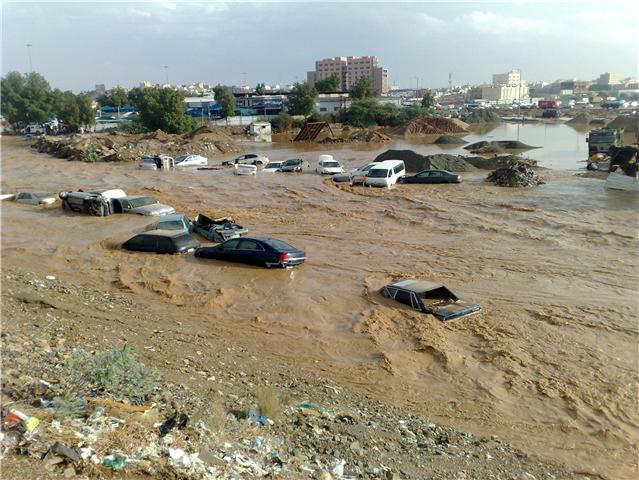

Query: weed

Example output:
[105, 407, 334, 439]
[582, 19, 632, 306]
[83, 145, 100, 163]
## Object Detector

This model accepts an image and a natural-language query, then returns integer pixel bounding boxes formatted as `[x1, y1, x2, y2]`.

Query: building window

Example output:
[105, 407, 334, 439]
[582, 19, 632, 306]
[320, 107, 327, 112]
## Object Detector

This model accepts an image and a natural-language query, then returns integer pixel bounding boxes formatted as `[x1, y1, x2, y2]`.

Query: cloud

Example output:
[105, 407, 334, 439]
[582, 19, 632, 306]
[466, 11, 560, 37]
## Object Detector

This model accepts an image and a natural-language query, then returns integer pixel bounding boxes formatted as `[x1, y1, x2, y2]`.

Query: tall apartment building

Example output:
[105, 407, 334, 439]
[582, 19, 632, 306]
[597, 72, 620, 85]
[492, 70, 521, 86]
[481, 69, 529, 102]
[307, 56, 388, 95]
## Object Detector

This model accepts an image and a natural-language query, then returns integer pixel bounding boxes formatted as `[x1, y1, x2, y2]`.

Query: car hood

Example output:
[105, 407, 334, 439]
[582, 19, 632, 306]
[130, 204, 175, 216]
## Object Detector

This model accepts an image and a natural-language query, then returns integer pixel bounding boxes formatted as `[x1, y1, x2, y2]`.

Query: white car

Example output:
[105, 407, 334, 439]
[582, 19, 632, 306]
[234, 164, 257, 175]
[175, 154, 208, 167]
[223, 154, 269, 166]
[316, 155, 344, 175]
[139, 155, 174, 170]
[263, 161, 284, 173]
[348, 162, 376, 185]
[14, 192, 57, 205]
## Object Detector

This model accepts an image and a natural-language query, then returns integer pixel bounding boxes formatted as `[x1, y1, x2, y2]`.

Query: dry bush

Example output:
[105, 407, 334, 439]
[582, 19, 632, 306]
[255, 387, 280, 420]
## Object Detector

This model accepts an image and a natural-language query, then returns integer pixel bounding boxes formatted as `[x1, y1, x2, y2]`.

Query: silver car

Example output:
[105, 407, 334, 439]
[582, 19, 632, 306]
[116, 196, 175, 216]
[15, 192, 57, 205]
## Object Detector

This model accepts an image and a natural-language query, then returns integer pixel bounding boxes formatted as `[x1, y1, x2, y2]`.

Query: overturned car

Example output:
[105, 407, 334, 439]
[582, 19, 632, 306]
[380, 279, 481, 321]
[192, 213, 248, 243]
[59, 189, 127, 216]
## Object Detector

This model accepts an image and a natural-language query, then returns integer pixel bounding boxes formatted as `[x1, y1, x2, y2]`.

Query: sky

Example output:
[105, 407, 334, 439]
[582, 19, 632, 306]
[2, 0, 638, 92]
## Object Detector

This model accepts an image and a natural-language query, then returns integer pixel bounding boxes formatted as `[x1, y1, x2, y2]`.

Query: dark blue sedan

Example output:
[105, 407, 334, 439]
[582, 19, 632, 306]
[195, 237, 306, 268]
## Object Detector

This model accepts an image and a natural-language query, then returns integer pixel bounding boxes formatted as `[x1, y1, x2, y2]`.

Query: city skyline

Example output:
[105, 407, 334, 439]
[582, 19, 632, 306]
[2, 1, 637, 92]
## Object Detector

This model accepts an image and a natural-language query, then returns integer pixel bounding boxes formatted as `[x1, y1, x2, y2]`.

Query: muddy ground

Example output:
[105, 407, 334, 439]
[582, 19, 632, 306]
[1, 136, 638, 479]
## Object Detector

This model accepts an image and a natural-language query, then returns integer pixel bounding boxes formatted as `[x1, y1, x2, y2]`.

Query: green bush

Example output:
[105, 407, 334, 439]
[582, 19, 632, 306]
[271, 113, 293, 133]
[119, 118, 148, 134]
[83, 145, 100, 163]
[65, 345, 158, 404]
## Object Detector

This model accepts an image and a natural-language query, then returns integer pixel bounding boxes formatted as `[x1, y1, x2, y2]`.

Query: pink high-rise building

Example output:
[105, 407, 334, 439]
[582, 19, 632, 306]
[307, 56, 388, 95]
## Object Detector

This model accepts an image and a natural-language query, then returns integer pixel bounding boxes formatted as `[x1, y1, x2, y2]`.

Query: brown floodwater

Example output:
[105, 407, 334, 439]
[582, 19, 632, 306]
[1, 134, 638, 478]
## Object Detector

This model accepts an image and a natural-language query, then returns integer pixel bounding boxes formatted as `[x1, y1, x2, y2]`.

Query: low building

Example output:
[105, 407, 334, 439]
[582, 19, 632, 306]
[314, 93, 351, 114]
[234, 94, 286, 116]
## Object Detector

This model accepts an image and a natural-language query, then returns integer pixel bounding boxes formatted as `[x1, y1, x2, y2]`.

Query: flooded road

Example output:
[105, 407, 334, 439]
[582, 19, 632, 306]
[1, 134, 638, 478]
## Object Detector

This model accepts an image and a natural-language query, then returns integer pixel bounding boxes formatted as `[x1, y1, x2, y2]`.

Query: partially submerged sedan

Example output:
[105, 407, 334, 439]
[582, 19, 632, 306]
[399, 170, 462, 184]
[117, 196, 175, 216]
[195, 237, 306, 268]
[123, 230, 200, 254]
[222, 153, 270, 167]
[380, 279, 480, 321]
[14, 192, 57, 205]
[174, 154, 208, 167]
[146, 214, 191, 234]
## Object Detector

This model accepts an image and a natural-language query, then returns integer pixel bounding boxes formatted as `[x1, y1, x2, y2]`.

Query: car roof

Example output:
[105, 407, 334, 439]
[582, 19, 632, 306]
[122, 195, 147, 200]
[386, 279, 445, 293]
[154, 214, 187, 222]
[372, 160, 404, 168]
[138, 229, 186, 238]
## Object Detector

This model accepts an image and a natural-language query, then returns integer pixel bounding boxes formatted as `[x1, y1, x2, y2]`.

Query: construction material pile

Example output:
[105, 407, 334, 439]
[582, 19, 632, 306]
[32, 126, 240, 162]
[465, 140, 538, 152]
[607, 114, 639, 132]
[318, 129, 391, 144]
[434, 134, 467, 144]
[566, 112, 592, 125]
[465, 154, 537, 170]
[487, 159, 545, 187]
[391, 116, 469, 136]
[464, 110, 503, 124]
[374, 149, 477, 172]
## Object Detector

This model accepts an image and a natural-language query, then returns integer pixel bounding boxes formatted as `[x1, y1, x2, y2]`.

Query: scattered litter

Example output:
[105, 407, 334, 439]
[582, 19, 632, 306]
[487, 159, 545, 187]
[50, 441, 81, 462]
[102, 453, 127, 470]
[159, 411, 189, 436]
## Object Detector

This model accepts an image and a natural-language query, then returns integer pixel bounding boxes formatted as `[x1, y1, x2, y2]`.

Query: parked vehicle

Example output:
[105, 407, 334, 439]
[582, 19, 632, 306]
[195, 237, 306, 268]
[348, 162, 376, 185]
[263, 161, 284, 173]
[380, 279, 481, 321]
[364, 160, 406, 188]
[21, 124, 45, 136]
[316, 155, 344, 175]
[400, 169, 462, 184]
[14, 192, 56, 205]
[59, 189, 127, 216]
[116, 196, 175, 216]
[223, 154, 269, 166]
[234, 164, 257, 175]
[587, 128, 623, 155]
[175, 154, 208, 167]
[0, 193, 15, 201]
[146, 214, 192, 234]
[541, 109, 559, 118]
[192, 213, 248, 243]
[538, 99, 557, 109]
[280, 158, 309, 172]
[123, 230, 200, 254]
[139, 155, 174, 170]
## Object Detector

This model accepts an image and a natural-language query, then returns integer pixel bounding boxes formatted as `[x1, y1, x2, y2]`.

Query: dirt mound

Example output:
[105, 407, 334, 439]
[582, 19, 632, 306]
[374, 149, 476, 172]
[317, 137, 347, 144]
[349, 130, 391, 143]
[465, 154, 537, 170]
[464, 140, 538, 152]
[607, 114, 639, 132]
[391, 116, 469, 136]
[464, 110, 503, 124]
[566, 113, 592, 125]
[142, 129, 172, 142]
[434, 135, 468, 145]
[487, 159, 544, 187]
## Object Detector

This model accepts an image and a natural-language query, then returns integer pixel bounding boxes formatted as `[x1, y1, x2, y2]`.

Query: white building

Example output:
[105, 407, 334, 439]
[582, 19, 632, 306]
[482, 69, 529, 103]
[314, 93, 351, 114]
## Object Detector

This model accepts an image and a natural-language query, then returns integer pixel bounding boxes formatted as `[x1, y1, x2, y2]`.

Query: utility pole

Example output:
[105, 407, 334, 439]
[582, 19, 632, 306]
[25, 44, 33, 73]
[415, 77, 419, 93]
[163, 65, 169, 85]
[448, 72, 452, 91]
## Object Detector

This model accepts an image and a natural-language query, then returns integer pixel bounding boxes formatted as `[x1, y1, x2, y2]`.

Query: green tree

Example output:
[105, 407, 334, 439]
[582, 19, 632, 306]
[127, 87, 146, 107]
[137, 88, 195, 134]
[287, 82, 318, 116]
[314, 73, 340, 93]
[76, 94, 96, 128]
[255, 83, 266, 95]
[213, 84, 236, 117]
[97, 87, 129, 107]
[421, 91, 436, 109]
[350, 76, 375, 100]
[1, 71, 52, 128]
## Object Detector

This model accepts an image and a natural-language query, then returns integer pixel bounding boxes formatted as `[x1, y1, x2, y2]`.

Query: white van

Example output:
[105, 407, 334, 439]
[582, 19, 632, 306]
[364, 160, 406, 188]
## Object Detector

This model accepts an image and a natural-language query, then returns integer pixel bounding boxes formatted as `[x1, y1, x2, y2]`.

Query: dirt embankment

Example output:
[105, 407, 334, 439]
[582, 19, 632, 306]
[318, 129, 391, 144]
[464, 140, 539, 153]
[607, 114, 639, 132]
[32, 126, 241, 162]
[464, 110, 503, 124]
[390, 116, 469, 137]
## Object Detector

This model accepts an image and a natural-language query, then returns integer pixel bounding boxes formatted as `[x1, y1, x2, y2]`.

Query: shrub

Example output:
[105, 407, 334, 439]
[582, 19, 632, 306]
[271, 113, 293, 133]
[83, 145, 100, 163]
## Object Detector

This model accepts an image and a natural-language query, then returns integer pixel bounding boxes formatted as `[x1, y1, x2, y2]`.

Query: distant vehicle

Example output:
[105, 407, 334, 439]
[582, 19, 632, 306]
[14, 192, 56, 205]
[195, 237, 306, 268]
[21, 124, 45, 136]
[316, 155, 344, 175]
[538, 99, 558, 109]
[380, 279, 481, 321]
[174, 154, 208, 167]
[117, 196, 175, 216]
[348, 162, 376, 185]
[139, 155, 174, 170]
[146, 214, 192, 234]
[400, 170, 462, 184]
[223, 153, 269, 166]
[192, 213, 248, 243]
[280, 158, 310, 172]
[234, 164, 257, 175]
[123, 230, 200, 254]
[601, 99, 626, 109]
[587, 128, 623, 155]
[541, 109, 559, 118]
[364, 160, 406, 188]
[263, 161, 284, 172]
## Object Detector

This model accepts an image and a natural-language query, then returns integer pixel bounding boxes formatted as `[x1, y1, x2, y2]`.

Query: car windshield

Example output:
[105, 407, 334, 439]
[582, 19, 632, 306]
[263, 239, 295, 251]
[158, 220, 185, 230]
[368, 169, 389, 178]
[265, 163, 282, 168]
[175, 155, 188, 163]
[323, 161, 340, 168]
[173, 234, 196, 248]
[34, 192, 54, 198]
[284, 159, 300, 165]
[128, 197, 156, 208]
[141, 157, 156, 163]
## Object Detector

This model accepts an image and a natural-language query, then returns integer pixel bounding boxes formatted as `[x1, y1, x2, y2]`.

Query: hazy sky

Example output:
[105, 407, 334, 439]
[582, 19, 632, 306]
[2, 1, 638, 92]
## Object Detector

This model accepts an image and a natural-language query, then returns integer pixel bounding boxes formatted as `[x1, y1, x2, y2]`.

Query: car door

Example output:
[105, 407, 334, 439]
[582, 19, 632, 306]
[238, 239, 266, 265]
[125, 235, 146, 252]
[429, 171, 444, 183]
[156, 237, 174, 254]
[217, 238, 242, 262]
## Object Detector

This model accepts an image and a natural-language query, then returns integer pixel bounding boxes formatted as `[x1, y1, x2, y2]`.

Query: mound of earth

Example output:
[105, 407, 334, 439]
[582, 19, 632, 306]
[464, 110, 503, 124]
[607, 114, 639, 132]
[465, 154, 538, 170]
[349, 130, 391, 143]
[32, 126, 240, 162]
[433, 134, 468, 145]
[391, 116, 469, 136]
[487, 159, 544, 187]
[374, 149, 476, 172]
[566, 113, 592, 125]
[317, 136, 347, 144]
[464, 140, 538, 152]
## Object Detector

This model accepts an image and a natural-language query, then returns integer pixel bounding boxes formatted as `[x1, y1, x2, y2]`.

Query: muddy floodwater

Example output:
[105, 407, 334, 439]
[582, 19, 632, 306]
[1, 131, 638, 478]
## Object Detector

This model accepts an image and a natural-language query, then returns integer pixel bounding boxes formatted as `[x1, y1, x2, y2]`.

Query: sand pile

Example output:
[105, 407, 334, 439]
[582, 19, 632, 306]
[32, 127, 240, 162]
[464, 140, 538, 152]
[317, 137, 347, 144]
[607, 114, 639, 132]
[566, 113, 592, 125]
[464, 110, 503, 124]
[391, 116, 469, 136]
[465, 154, 537, 170]
[434, 135, 468, 145]
[349, 130, 391, 143]
[374, 149, 477, 172]
[487, 159, 544, 187]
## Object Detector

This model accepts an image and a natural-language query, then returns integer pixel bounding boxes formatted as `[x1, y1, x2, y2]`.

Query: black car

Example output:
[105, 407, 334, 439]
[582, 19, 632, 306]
[195, 237, 306, 268]
[399, 170, 462, 184]
[279, 158, 309, 172]
[123, 230, 200, 254]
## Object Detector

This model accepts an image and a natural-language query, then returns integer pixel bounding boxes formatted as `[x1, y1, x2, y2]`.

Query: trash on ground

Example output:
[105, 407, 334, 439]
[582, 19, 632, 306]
[487, 159, 545, 187]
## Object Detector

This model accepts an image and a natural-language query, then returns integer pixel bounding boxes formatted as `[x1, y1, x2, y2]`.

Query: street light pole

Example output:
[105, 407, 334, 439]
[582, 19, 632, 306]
[25, 44, 33, 73]
[163, 66, 169, 86]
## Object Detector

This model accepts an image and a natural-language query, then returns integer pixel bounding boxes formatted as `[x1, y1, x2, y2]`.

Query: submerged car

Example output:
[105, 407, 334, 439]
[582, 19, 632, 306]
[192, 213, 248, 243]
[59, 189, 127, 216]
[222, 153, 269, 166]
[123, 230, 200, 254]
[117, 196, 175, 216]
[234, 164, 257, 175]
[263, 161, 284, 173]
[195, 237, 306, 268]
[316, 155, 344, 175]
[380, 279, 480, 321]
[348, 162, 376, 185]
[399, 170, 462, 184]
[14, 192, 57, 205]
[146, 214, 192, 234]
[139, 155, 174, 170]
[175, 154, 208, 167]
[280, 158, 309, 172]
